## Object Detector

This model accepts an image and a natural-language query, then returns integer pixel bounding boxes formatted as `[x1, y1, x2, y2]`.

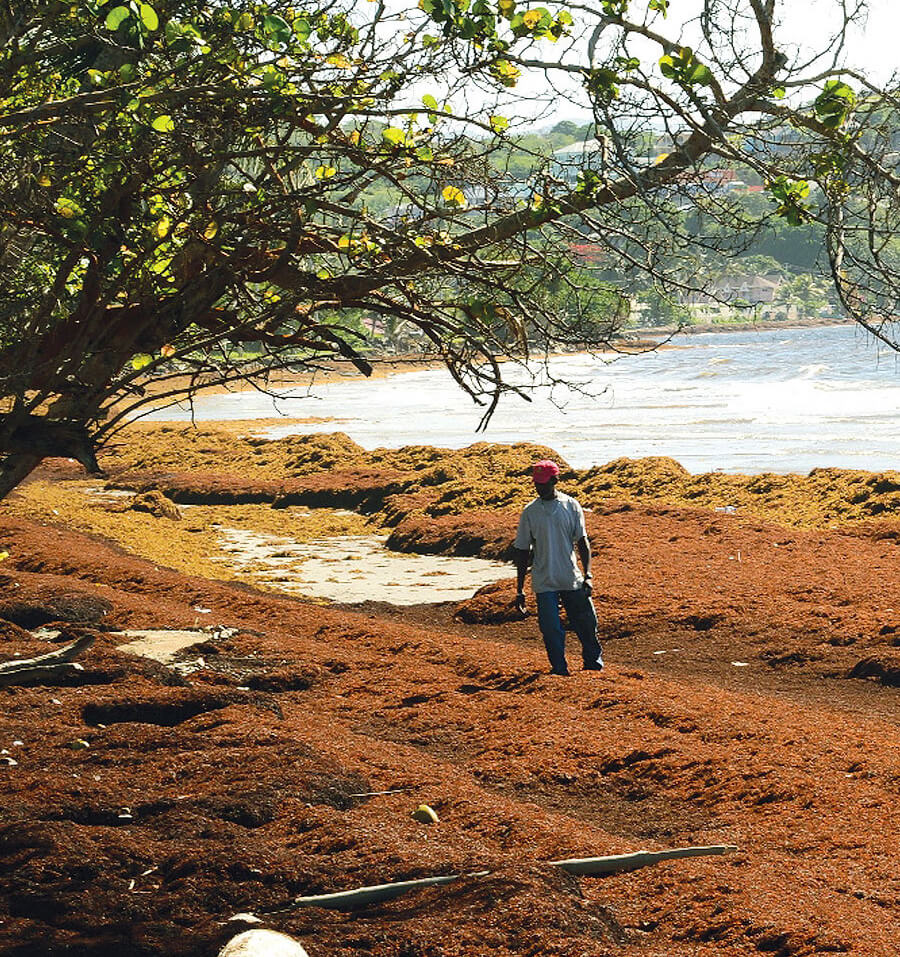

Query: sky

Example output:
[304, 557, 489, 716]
[483, 0, 900, 126]
[791, 0, 898, 82]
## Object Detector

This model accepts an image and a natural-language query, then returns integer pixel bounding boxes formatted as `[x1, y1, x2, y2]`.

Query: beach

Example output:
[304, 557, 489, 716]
[0, 420, 898, 956]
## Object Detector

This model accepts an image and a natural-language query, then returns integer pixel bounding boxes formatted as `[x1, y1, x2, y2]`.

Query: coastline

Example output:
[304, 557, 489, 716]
[137, 317, 855, 403]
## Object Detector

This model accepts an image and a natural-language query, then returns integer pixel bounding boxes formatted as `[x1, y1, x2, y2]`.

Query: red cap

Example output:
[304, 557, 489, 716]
[532, 460, 560, 484]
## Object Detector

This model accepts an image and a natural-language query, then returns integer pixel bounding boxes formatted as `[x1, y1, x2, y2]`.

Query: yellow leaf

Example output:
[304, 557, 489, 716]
[522, 9, 542, 28]
[203, 221, 219, 240]
[315, 165, 337, 179]
[37, 174, 51, 187]
[55, 198, 81, 219]
[441, 185, 467, 208]
[0, 551, 9, 562]
[337, 234, 351, 248]
[154, 216, 171, 238]
[160, 343, 176, 358]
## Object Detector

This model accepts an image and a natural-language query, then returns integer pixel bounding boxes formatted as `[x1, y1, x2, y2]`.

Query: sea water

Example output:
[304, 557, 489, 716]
[147, 324, 900, 475]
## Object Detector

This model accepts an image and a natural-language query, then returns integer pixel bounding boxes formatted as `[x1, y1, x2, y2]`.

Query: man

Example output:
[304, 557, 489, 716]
[514, 459, 604, 676]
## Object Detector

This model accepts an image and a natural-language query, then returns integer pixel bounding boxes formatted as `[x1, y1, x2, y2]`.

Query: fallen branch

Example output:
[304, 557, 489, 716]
[293, 845, 739, 911]
[294, 871, 491, 910]
[548, 845, 740, 875]
[0, 633, 95, 686]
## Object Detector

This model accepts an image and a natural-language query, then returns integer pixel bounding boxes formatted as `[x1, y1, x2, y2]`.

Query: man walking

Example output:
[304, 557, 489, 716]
[514, 459, 604, 676]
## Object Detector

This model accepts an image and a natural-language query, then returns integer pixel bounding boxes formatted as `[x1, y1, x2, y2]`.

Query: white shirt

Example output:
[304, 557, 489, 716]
[514, 492, 587, 594]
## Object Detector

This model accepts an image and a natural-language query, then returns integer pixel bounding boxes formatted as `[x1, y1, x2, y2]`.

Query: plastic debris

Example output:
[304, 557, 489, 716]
[411, 804, 440, 824]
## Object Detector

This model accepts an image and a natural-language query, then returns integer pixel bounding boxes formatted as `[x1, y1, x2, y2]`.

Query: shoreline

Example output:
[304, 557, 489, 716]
[629, 315, 852, 339]
[137, 318, 854, 401]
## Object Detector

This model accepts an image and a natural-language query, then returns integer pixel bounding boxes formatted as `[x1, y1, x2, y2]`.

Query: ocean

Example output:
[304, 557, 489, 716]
[147, 323, 900, 475]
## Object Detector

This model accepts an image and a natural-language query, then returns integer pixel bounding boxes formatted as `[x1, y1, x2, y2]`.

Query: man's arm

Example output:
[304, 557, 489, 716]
[514, 547, 530, 614]
[576, 536, 592, 595]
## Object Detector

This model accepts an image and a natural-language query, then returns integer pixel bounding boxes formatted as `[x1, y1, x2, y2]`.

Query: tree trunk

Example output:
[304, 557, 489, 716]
[0, 451, 42, 500]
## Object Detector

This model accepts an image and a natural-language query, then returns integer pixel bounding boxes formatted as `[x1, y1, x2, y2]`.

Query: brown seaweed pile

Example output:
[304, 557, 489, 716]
[100, 423, 900, 529]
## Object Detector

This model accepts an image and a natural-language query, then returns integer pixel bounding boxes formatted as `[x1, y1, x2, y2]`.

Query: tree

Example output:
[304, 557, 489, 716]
[2, 0, 899, 498]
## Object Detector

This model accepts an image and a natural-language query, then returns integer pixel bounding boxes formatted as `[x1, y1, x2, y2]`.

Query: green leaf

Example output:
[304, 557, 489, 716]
[293, 18, 312, 41]
[104, 5, 131, 30]
[263, 14, 291, 43]
[814, 80, 856, 129]
[381, 127, 406, 145]
[139, 3, 159, 31]
[489, 114, 509, 133]
[131, 354, 152, 370]
[687, 63, 714, 86]
[55, 197, 83, 219]
[151, 114, 175, 133]
[422, 94, 439, 111]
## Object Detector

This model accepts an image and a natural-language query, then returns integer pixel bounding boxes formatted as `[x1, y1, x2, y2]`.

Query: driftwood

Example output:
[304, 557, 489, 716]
[294, 871, 491, 910]
[548, 845, 739, 875]
[0, 633, 95, 686]
[293, 845, 739, 911]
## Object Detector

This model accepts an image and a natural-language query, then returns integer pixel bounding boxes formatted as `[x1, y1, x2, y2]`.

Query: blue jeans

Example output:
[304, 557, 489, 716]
[536, 588, 603, 674]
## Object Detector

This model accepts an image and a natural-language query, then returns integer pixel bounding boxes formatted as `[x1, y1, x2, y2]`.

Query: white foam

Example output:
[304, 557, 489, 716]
[146, 325, 900, 474]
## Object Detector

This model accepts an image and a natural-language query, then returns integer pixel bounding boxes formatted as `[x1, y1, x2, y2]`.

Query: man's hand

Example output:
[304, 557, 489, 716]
[515, 591, 528, 616]
[582, 575, 593, 596]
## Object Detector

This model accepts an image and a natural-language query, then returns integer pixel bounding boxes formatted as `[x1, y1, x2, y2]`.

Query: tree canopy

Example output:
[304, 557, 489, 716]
[1, 0, 899, 496]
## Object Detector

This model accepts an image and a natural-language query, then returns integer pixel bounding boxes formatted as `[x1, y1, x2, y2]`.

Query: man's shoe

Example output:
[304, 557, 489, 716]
[550, 668, 570, 677]
[582, 662, 604, 672]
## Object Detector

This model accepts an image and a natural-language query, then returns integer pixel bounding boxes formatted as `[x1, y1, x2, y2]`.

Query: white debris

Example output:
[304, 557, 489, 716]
[218, 929, 309, 957]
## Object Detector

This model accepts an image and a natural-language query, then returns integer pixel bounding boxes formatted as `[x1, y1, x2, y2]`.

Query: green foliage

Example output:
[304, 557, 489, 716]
[814, 80, 856, 129]
[576, 168, 605, 195]
[585, 68, 620, 105]
[766, 175, 813, 226]
[659, 47, 714, 88]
